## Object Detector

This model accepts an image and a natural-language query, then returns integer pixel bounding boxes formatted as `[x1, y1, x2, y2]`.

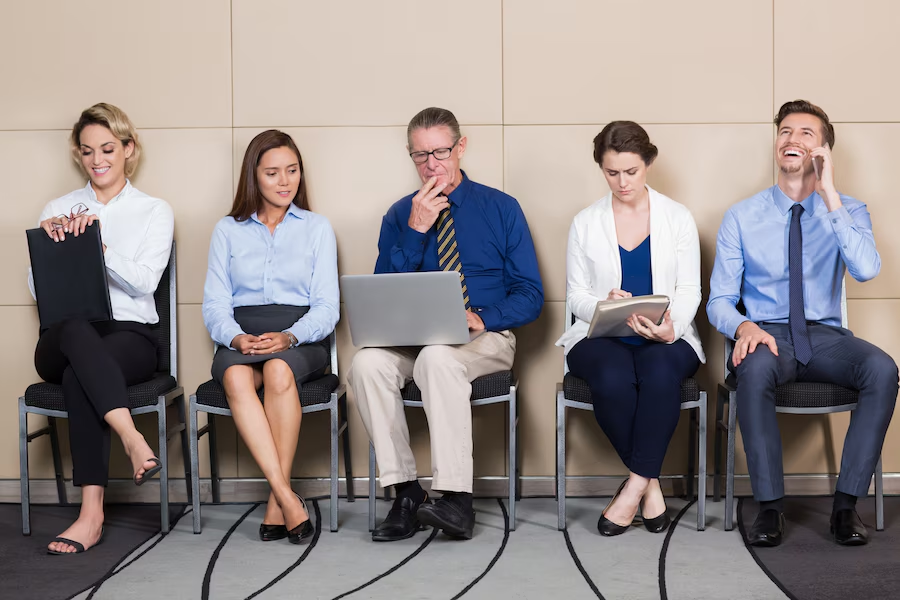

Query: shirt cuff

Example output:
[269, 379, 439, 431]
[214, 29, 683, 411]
[475, 306, 500, 331]
[287, 320, 313, 346]
[220, 324, 245, 350]
[827, 206, 854, 233]
[398, 224, 428, 251]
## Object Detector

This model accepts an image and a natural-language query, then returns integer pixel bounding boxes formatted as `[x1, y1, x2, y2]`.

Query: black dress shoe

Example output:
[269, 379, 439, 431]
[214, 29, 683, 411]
[417, 495, 475, 539]
[597, 480, 633, 537]
[747, 508, 784, 547]
[287, 494, 314, 545]
[372, 494, 430, 542]
[641, 499, 671, 534]
[259, 523, 288, 542]
[830, 509, 868, 546]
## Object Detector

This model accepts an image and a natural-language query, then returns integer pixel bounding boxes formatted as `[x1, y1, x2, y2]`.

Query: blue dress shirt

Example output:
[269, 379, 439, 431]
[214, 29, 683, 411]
[619, 236, 652, 345]
[707, 185, 880, 339]
[203, 203, 340, 348]
[375, 172, 543, 331]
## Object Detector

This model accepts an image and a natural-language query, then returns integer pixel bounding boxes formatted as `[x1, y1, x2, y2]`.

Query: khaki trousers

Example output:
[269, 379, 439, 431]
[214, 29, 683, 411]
[349, 330, 516, 493]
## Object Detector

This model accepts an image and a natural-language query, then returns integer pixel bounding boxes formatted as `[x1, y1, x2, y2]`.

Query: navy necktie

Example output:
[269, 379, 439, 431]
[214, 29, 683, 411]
[789, 204, 812, 364]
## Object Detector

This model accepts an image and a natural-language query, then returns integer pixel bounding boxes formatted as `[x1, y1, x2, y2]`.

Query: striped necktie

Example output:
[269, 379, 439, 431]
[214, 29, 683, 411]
[436, 207, 471, 310]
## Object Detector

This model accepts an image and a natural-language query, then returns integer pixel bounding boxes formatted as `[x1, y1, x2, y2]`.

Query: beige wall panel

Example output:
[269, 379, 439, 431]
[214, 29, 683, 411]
[503, 1, 772, 124]
[232, 0, 502, 127]
[0, 1, 232, 130]
[233, 126, 503, 278]
[0, 131, 85, 306]
[504, 124, 774, 304]
[131, 129, 235, 304]
[830, 124, 900, 299]
[775, 0, 900, 122]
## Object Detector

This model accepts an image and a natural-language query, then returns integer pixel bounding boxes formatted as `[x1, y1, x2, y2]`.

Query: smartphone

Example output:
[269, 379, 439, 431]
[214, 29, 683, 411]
[812, 155, 823, 180]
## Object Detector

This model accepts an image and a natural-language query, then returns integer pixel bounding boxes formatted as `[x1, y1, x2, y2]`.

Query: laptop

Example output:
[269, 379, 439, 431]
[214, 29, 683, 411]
[341, 271, 484, 347]
[26, 223, 112, 330]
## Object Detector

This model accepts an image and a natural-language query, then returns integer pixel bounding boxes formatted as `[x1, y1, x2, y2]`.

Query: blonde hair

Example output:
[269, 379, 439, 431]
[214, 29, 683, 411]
[69, 103, 142, 177]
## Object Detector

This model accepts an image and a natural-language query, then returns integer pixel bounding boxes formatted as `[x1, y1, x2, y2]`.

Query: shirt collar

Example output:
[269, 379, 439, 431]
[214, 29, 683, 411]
[250, 202, 305, 225]
[772, 184, 821, 216]
[85, 179, 132, 206]
[446, 170, 471, 207]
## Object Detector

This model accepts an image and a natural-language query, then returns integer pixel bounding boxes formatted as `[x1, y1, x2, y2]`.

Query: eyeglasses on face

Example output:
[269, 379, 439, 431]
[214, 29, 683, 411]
[409, 140, 459, 165]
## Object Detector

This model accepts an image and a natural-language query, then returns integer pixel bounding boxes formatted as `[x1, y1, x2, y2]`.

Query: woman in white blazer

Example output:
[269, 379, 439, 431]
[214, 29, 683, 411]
[556, 121, 705, 537]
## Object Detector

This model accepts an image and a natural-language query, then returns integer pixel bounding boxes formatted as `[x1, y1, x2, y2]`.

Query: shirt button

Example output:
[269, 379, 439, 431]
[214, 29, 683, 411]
[832, 218, 837, 223]
[842, 245, 847, 249]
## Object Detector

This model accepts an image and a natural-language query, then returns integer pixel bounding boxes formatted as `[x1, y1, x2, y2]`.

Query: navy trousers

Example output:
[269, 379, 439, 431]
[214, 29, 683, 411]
[567, 337, 700, 478]
[733, 322, 898, 501]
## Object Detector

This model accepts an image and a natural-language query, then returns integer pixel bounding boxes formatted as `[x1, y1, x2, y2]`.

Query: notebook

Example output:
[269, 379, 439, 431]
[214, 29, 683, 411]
[586, 295, 670, 338]
[26, 223, 112, 330]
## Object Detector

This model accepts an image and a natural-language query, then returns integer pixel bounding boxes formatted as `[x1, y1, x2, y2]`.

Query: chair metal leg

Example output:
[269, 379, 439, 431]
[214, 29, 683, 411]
[19, 399, 31, 536]
[208, 414, 221, 503]
[686, 407, 697, 500]
[368, 442, 376, 532]
[876, 455, 884, 531]
[697, 391, 707, 531]
[176, 394, 191, 505]
[48, 417, 67, 505]
[339, 393, 355, 502]
[508, 386, 517, 531]
[725, 389, 738, 531]
[330, 396, 339, 532]
[189, 397, 202, 534]
[157, 400, 170, 533]
[713, 389, 725, 502]
[557, 391, 566, 531]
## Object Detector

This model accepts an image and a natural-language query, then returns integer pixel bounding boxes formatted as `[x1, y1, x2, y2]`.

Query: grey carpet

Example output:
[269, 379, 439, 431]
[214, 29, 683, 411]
[738, 497, 900, 600]
[0, 502, 185, 600]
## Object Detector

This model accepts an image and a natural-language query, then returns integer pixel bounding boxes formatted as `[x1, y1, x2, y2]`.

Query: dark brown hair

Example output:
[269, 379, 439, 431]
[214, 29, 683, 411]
[229, 130, 308, 221]
[407, 107, 461, 147]
[593, 121, 658, 167]
[775, 100, 835, 148]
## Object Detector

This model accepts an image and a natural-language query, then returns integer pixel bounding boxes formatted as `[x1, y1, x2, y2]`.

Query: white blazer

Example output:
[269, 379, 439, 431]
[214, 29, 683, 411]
[555, 185, 705, 363]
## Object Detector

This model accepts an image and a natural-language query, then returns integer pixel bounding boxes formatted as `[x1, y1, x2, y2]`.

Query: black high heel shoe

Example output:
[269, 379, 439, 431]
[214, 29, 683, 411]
[640, 498, 671, 533]
[287, 494, 314, 545]
[597, 480, 635, 537]
[259, 523, 288, 542]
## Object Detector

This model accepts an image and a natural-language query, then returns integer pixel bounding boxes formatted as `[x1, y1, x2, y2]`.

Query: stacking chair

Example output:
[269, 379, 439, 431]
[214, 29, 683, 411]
[19, 241, 188, 534]
[368, 371, 519, 531]
[188, 332, 353, 533]
[556, 303, 708, 531]
[713, 282, 884, 531]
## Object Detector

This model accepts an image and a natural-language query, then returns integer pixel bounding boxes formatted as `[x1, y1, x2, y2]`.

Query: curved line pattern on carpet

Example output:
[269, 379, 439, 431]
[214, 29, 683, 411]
[330, 528, 439, 599]
[83, 506, 192, 600]
[737, 498, 799, 600]
[562, 527, 606, 599]
[449, 498, 510, 599]
[657, 500, 696, 600]
[244, 500, 323, 599]
[201, 503, 260, 600]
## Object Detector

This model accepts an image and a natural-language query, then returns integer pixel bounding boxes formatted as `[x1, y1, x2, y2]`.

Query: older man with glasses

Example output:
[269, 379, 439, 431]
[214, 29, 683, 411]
[349, 107, 543, 542]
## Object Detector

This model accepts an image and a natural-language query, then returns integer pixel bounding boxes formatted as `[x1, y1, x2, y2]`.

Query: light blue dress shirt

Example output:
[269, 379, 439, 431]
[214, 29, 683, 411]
[202, 203, 340, 348]
[707, 185, 880, 339]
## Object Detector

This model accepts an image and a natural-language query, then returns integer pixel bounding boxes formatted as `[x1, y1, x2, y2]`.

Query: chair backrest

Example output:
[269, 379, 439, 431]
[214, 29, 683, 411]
[721, 277, 848, 371]
[151, 240, 177, 379]
[563, 302, 575, 375]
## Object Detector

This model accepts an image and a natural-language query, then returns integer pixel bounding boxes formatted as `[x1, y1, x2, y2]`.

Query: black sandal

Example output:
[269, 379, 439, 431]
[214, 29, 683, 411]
[134, 457, 162, 486]
[47, 528, 105, 555]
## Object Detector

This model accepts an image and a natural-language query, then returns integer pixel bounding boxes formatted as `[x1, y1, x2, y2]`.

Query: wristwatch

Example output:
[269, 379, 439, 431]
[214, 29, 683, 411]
[283, 331, 299, 347]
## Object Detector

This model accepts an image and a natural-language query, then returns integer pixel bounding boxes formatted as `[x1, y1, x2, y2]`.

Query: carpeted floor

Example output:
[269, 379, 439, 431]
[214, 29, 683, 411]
[1, 496, 896, 600]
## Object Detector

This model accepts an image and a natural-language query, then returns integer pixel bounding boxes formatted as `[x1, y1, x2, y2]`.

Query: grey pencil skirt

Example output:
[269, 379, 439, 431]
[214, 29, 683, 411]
[210, 304, 329, 387]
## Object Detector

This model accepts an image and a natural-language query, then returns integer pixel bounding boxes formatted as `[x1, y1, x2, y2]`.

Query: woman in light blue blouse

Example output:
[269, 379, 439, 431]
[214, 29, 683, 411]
[202, 130, 339, 545]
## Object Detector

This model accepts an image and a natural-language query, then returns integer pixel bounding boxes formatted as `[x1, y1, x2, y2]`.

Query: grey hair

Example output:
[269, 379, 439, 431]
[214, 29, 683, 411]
[406, 107, 461, 146]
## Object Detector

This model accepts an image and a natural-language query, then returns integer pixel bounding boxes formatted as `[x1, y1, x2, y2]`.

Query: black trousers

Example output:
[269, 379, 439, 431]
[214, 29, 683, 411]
[34, 319, 158, 487]
[567, 337, 701, 478]
[733, 322, 898, 501]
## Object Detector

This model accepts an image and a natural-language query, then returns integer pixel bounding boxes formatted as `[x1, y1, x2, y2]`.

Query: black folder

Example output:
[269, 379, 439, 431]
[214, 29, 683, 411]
[26, 223, 112, 330]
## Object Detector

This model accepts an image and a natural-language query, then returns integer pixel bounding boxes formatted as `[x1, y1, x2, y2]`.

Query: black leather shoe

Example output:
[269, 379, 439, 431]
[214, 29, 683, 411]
[830, 509, 868, 546]
[417, 495, 475, 539]
[641, 499, 670, 534]
[287, 495, 314, 545]
[597, 480, 633, 537]
[747, 508, 784, 547]
[372, 494, 430, 542]
[259, 523, 288, 542]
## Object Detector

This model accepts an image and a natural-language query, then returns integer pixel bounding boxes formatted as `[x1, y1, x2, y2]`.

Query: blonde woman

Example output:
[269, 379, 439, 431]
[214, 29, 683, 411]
[29, 103, 174, 554]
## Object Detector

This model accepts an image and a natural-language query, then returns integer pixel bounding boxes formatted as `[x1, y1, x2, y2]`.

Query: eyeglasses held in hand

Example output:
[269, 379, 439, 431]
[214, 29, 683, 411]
[50, 203, 90, 230]
[409, 140, 458, 165]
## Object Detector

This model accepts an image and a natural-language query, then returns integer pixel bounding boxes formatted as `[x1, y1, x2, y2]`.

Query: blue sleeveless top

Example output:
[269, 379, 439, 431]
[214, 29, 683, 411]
[618, 236, 652, 345]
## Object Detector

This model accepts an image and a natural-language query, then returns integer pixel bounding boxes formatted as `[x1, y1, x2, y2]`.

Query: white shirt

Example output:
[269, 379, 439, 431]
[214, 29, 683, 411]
[28, 181, 175, 325]
[556, 185, 706, 363]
